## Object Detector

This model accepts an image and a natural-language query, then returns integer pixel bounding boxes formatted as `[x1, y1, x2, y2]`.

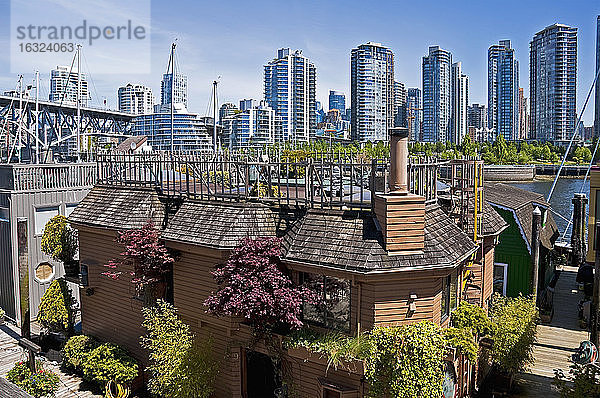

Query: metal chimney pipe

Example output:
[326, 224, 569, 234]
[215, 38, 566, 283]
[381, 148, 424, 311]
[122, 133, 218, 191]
[389, 127, 409, 193]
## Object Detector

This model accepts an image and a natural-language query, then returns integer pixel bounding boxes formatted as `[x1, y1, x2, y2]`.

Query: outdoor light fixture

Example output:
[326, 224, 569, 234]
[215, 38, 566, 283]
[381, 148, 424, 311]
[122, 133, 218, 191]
[79, 263, 89, 287]
[408, 293, 418, 314]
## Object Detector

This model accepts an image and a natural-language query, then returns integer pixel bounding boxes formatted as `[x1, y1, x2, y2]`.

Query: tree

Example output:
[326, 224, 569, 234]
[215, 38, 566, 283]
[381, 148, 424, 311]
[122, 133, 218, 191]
[204, 237, 317, 331]
[461, 134, 477, 157]
[141, 300, 218, 398]
[103, 221, 174, 295]
[41, 215, 77, 264]
[37, 278, 76, 334]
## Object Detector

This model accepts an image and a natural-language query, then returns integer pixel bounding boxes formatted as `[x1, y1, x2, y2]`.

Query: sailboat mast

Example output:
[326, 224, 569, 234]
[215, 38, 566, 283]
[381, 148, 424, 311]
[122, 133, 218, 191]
[213, 80, 218, 152]
[35, 70, 39, 164]
[170, 42, 176, 153]
[76, 45, 81, 162]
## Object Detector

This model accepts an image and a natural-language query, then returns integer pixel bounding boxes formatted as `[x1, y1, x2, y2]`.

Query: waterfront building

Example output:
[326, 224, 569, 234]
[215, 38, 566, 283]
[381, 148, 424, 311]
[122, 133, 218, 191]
[488, 40, 519, 141]
[351, 42, 395, 142]
[49, 66, 89, 106]
[222, 101, 275, 148]
[316, 101, 326, 124]
[328, 90, 346, 114]
[407, 88, 422, 141]
[422, 46, 452, 142]
[219, 103, 238, 123]
[518, 88, 529, 140]
[468, 104, 487, 130]
[394, 81, 407, 128]
[264, 48, 316, 143]
[451, 62, 469, 144]
[530, 24, 577, 142]
[315, 109, 351, 140]
[595, 16, 600, 137]
[161, 72, 188, 107]
[133, 103, 212, 151]
[117, 83, 154, 115]
[239, 99, 257, 111]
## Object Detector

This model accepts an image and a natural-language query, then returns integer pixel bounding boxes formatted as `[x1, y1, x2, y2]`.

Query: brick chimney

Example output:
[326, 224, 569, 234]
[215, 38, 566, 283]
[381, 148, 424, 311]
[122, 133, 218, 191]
[373, 127, 426, 254]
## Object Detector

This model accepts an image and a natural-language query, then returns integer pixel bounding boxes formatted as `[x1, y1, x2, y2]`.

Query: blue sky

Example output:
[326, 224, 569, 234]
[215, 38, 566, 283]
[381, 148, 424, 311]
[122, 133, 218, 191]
[1, 0, 599, 124]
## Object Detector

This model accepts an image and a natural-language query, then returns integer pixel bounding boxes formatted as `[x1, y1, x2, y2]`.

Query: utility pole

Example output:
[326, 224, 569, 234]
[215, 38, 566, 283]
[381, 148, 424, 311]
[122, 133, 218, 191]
[531, 207, 542, 303]
[593, 222, 600, 347]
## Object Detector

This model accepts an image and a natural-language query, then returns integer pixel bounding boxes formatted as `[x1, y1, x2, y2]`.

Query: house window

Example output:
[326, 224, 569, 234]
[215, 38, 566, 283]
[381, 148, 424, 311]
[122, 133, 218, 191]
[34, 206, 59, 235]
[493, 263, 508, 296]
[299, 272, 351, 332]
[441, 271, 458, 319]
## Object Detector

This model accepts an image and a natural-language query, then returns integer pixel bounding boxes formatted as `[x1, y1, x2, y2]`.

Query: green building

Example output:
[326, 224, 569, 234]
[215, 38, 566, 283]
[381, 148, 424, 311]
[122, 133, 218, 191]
[485, 183, 559, 297]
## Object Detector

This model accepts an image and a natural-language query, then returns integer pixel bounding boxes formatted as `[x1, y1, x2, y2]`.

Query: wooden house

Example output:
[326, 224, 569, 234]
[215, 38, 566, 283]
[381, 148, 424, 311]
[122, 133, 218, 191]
[68, 130, 504, 397]
[485, 183, 559, 297]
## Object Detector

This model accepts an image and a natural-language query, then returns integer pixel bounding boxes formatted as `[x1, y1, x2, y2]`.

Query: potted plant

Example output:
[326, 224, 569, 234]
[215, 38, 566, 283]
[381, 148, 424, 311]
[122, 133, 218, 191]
[41, 215, 79, 279]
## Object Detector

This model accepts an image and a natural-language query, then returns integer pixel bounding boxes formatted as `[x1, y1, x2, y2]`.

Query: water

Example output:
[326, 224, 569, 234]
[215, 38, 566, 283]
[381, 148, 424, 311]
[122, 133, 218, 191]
[507, 178, 590, 241]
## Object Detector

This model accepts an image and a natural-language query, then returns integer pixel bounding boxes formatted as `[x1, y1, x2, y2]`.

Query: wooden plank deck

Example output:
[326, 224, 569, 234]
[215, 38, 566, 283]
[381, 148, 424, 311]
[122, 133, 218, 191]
[510, 266, 589, 397]
[0, 323, 103, 398]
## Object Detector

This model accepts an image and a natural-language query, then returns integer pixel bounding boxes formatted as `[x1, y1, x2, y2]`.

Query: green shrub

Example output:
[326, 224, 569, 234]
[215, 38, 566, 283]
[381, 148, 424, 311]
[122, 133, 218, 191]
[41, 215, 77, 264]
[0, 306, 5, 320]
[37, 278, 76, 333]
[554, 363, 600, 397]
[7, 361, 60, 398]
[443, 327, 478, 362]
[141, 299, 218, 398]
[451, 300, 493, 337]
[82, 343, 138, 386]
[62, 335, 98, 372]
[489, 294, 537, 374]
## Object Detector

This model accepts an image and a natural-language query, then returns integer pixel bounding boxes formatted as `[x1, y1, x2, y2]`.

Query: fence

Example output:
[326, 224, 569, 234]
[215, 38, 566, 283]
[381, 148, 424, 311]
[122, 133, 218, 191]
[97, 153, 441, 210]
[0, 162, 96, 191]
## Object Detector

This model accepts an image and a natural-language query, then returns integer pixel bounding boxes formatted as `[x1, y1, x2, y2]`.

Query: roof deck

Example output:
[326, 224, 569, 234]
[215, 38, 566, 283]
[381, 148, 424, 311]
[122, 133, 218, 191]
[96, 152, 441, 210]
[0, 162, 96, 192]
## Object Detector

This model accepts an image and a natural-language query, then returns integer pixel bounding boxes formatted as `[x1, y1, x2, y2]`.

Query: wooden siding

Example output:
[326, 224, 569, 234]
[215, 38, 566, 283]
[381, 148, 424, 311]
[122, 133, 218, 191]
[78, 227, 147, 361]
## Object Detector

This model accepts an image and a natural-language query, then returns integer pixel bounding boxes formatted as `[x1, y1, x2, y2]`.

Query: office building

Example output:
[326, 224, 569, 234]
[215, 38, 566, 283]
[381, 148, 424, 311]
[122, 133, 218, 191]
[219, 103, 238, 123]
[133, 103, 212, 151]
[117, 83, 154, 115]
[351, 42, 395, 142]
[422, 46, 452, 142]
[407, 88, 422, 141]
[394, 81, 407, 127]
[451, 62, 469, 144]
[222, 101, 276, 148]
[468, 104, 487, 130]
[49, 66, 89, 106]
[518, 88, 529, 140]
[161, 72, 188, 107]
[595, 16, 600, 137]
[316, 101, 326, 124]
[488, 40, 519, 141]
[328, 91, 346, 114]
[264, 48, 316, 143]
[530, 24, 577, 142]
[239, 99, 257, 111]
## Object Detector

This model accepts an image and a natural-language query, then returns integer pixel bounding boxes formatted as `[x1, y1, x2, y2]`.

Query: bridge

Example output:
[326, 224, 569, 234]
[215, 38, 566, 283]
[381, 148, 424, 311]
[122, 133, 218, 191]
[0, 94, 135, 163]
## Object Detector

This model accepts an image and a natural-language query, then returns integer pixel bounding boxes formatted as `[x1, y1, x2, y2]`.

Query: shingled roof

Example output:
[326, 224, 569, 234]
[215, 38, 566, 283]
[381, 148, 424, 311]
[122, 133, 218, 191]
[69, 185, 165, 230]
[0, 378, 33, 398]
[161, 200, 277, 249]
[281, 204, 477, 273]
[483, 201, 508, 236]
[485, 183, 558, 251]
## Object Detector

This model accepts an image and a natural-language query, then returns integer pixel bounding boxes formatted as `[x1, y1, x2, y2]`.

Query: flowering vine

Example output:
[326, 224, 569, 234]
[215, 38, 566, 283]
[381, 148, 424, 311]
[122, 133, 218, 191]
[204, 237, 317, 331]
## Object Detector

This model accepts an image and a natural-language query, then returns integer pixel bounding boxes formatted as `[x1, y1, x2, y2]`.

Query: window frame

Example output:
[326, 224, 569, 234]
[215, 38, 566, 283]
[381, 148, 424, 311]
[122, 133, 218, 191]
[493, 262, 508, 296]
[299, 272, 351, 332]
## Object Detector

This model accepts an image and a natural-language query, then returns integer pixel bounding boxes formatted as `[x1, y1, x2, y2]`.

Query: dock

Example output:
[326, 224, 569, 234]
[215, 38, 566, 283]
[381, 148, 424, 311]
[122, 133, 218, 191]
[510, 266, 588, 397]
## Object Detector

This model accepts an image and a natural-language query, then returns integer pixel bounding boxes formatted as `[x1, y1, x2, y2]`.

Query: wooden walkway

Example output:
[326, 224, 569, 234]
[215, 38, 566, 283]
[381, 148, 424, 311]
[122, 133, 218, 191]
[510, 266, 589, 397]
[0, 323, 102, 398]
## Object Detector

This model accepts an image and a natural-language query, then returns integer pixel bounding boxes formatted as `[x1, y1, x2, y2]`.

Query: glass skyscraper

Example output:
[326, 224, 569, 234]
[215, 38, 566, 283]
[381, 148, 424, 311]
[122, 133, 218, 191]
[488, 40, 519, 141]
[407, 88, 422, 141]
[161, 72, 188, 107]
[351, 42, 395, 142]
[394, 81, 407, 128]
[422, 46, 452, 142]
[264, 48, 316, 143]
[530, 24, 577, 142]
[451, 62, 469, 144]
[328, 90, 346, 113]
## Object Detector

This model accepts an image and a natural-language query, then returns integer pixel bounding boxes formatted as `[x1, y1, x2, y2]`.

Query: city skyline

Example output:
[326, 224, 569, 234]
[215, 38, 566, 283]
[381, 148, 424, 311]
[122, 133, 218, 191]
[0, 1, 598, 126]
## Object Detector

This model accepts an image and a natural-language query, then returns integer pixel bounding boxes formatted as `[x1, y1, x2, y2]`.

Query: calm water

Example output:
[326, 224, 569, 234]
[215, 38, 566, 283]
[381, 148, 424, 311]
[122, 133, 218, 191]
[507, 178, 590, 240]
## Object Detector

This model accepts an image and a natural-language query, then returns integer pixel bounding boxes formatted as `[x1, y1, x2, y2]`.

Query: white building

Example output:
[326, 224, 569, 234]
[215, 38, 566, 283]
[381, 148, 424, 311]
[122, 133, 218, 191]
[117, 83, 155, 115]
[223, 101, 275, 148]
[49, 66, 89, 106]
[351, 42, 395, 142]
[451, 62, 469, 144]
[264, 48, 316, 143]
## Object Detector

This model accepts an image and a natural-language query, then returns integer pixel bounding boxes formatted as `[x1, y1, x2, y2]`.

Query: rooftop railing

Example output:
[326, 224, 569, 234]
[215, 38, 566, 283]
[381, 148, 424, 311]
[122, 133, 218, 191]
[0, 162, 97, 191]
[97, 152, 441, 209]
